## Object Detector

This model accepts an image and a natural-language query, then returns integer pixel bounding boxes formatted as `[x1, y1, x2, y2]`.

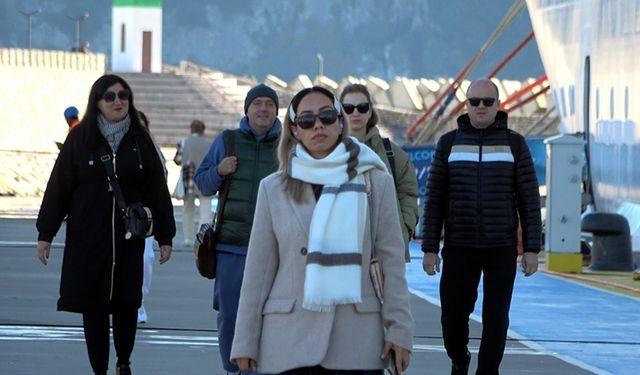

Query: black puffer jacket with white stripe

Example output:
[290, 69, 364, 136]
[421, 111, 542, 253]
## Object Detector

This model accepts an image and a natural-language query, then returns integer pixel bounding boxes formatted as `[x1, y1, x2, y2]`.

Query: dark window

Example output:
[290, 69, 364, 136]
[624, 86, 629, 119]
[610, 87, 615, 119]
[552, 89, 562, 117]
[583, 56, 591, 131]
[559, 86, 567, 118]
[595, 88, 600, 120]
[569, 85, 575, 115]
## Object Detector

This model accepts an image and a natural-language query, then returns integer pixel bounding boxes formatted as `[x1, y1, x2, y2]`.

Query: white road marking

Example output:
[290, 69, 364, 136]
[0, 325, 549, 355]
[0, 325, 218, 347]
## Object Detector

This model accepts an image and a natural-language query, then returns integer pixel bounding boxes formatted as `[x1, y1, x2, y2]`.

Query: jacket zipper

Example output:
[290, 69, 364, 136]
[478, 130, 484, 247]
[134, 140, 143, 170]
[253, 143, 260, 203]
[109, 153, 116, 301]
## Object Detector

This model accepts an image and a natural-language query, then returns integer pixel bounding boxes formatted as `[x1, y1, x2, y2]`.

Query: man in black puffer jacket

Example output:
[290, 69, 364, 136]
[422, 79, 542, 375]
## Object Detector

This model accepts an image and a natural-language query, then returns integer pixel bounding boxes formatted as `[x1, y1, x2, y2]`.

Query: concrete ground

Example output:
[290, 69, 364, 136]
[1, 198, 637, 374]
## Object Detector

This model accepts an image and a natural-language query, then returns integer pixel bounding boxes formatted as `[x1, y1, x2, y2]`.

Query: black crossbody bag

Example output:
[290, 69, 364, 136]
[100, 147, 153, 240]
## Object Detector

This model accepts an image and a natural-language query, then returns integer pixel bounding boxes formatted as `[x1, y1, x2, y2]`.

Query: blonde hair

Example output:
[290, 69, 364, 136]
[339, 83, 379, 131]
[277, 86, 351, 202]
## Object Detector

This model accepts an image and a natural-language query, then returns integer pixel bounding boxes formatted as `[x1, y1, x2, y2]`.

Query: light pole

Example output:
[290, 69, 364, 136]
[316, 53, 324, 79]
[18, 8, 41, 50]
[68, 12, 89, 51]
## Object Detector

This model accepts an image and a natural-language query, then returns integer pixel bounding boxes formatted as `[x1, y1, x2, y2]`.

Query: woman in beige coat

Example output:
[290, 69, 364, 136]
[231, 86, 413, 374]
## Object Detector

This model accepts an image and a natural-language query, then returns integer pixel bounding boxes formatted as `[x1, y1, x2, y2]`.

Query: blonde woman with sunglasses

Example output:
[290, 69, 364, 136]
[231, 86, 413, 375]
[340, 84, 419, 262]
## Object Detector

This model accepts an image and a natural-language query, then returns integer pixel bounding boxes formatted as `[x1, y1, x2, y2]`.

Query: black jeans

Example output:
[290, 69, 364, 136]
[440, 245, 517, 375]
[82, 300, 138, 373]
[278, 366, 383, 375]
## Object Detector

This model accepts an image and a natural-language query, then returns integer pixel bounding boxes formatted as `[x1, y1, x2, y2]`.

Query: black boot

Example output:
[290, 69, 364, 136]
[115, 363, 131, 375]
[451, 350, 471, 375]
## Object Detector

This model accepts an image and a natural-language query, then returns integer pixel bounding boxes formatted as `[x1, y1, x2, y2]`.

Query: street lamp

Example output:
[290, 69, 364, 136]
[316, 53, 324, 79]
[18, 8, 41, 50]
[68, 12, 89, 51]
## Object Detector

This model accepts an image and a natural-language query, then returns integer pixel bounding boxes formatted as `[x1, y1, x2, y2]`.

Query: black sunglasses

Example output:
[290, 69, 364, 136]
[468, 97, 496, 107]
[295, 110, 339, 129]
[103, 89, 131, 103]
[343, 102, 370, 114]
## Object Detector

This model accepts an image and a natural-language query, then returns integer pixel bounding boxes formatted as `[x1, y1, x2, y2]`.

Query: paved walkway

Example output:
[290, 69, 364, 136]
[407, 244, 640, 375]
[2, 197, 639, 374]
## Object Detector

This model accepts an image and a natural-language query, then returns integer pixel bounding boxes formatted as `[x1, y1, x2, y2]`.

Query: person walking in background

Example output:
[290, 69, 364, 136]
[56, 106, 81, 150]
[64, 106, 80, 131]
[136, 111, 168, 324]
[36, 74, 176, 375]
[195, 84, 281, 374]
[339, 84, 419, 261]
[231, 86, 413, 374]
[173, 120, 212, 247]
[421, 79, 542, 375]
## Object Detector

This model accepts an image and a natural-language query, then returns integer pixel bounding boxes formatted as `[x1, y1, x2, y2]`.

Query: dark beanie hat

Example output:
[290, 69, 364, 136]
[244, 83, 279, 114]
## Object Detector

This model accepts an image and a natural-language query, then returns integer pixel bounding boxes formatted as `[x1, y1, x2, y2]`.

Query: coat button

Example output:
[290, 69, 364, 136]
[300, 247, 308, 255]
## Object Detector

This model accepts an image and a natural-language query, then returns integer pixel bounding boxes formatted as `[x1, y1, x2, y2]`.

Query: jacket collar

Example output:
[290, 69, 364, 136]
[289, 185, 316, 238]
[88, 117, 146, 151]
[363, 126, 381, 146]
[456, 110, 508, 131]
[239, 116, 282, 141]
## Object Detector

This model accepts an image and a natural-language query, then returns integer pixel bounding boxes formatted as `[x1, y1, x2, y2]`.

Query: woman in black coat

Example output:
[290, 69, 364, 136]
[36, 74, 176, 375]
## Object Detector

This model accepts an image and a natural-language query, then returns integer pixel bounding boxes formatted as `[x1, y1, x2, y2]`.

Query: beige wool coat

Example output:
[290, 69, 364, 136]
[230, 170, 414, 373]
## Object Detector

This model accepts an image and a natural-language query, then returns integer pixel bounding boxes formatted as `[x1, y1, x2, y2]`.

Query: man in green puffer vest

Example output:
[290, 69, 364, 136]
[195, 84, 281, 375]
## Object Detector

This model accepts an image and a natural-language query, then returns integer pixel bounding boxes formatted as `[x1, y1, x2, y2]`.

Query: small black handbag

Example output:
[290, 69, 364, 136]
[123, 202, 154, 240]
[100, 149, 153, 240]
[195, 223, 216, 279]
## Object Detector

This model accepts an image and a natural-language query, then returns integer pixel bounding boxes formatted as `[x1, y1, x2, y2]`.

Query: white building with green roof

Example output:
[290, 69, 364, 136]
[111, 0, 163, 72]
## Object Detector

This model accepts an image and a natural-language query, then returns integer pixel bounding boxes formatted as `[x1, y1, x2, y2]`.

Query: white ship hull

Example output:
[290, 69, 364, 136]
[526, 0, 640, 249]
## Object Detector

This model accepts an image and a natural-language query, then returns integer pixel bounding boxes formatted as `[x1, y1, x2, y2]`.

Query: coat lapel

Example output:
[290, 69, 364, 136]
[288, 184, 316, 238]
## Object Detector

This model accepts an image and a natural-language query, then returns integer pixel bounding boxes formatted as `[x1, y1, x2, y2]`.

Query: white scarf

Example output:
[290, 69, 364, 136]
[289, 137, 387, 312]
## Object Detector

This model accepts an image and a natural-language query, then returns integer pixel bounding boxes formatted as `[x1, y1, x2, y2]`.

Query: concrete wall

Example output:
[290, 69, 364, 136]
[0, 48, 106, 152]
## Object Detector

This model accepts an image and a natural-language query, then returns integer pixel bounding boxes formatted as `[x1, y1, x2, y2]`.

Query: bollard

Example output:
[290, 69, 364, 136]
[581, 213, 634, 271]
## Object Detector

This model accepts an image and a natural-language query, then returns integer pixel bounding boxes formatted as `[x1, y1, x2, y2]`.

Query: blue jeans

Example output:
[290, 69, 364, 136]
[214, 251, 255, 373]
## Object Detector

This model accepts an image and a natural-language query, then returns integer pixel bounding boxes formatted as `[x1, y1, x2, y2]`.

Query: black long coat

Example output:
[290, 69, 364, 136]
[37, 121, 176, 312]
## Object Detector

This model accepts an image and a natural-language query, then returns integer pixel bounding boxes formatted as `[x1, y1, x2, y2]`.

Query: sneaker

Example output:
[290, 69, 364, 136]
[451, 350, 471, 375]
[137, 306, 147, 324]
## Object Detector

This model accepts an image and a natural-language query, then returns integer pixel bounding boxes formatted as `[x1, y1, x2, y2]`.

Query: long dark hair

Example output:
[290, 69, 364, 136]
[138, 111, 149, 129]
[78, 74, 143, 147]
